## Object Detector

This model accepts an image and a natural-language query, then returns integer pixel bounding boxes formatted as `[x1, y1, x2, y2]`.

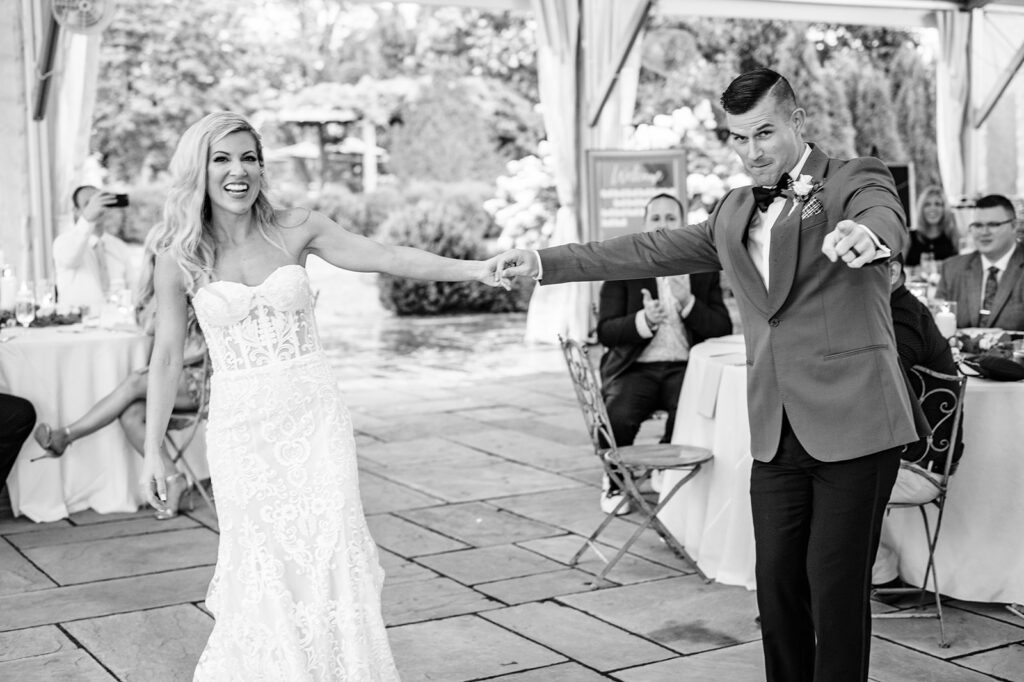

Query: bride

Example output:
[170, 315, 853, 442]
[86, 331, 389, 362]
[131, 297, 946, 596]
[141, 111, 501, 680]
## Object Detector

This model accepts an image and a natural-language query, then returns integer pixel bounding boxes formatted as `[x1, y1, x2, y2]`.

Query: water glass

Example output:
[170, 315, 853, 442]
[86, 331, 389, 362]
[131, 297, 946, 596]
[14, 286, 35, 328]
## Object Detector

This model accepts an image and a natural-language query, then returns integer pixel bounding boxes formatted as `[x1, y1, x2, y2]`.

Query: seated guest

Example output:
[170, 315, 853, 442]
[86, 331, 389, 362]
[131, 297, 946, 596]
[53, 185, 136, 309]
[936, 193, 1024, 330]
[873, 254, 963, 593]
[596, 193, 732, 514]
[34, 231, 204, 519]
[0, 393, 36, 511]
[905, 185, 959, 266]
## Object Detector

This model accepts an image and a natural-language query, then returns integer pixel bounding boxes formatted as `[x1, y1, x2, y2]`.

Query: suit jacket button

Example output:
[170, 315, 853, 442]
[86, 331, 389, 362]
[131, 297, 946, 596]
[769, 318, 780, 327]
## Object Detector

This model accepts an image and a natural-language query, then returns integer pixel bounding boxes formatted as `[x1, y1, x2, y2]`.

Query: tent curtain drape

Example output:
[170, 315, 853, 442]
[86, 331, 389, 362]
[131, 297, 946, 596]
[935, 9, 972, 201]
[525, 0, 645, 343]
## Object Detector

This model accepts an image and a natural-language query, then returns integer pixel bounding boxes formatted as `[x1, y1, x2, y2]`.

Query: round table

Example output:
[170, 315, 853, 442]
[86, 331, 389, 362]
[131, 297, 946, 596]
[0, 324, 152, 522]
[660, 334, 1024, 604]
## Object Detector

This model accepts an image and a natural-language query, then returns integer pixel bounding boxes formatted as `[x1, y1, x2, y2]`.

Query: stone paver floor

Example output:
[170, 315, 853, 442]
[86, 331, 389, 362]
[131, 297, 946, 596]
[1, 264, 1021, 680]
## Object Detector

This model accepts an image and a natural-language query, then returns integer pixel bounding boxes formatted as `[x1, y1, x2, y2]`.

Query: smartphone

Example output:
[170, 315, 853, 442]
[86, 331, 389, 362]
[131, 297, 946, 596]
[111, 193, 130, 207]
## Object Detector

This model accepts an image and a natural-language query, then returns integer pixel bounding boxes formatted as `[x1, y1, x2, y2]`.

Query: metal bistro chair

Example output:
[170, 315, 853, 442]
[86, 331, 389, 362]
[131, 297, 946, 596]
[164, 353, 217, 516]
[558, 335, 713, 587]
[873, 364, 967, 648]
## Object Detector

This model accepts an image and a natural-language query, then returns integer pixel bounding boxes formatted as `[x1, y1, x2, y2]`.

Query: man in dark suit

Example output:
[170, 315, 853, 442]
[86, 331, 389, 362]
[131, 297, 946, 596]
[873, 254, 960, 592]
[597, 193, 732, 514]
[936, 193, 1024, 331]
[493, 68, 924, 682]
[0, 393, 36, 511]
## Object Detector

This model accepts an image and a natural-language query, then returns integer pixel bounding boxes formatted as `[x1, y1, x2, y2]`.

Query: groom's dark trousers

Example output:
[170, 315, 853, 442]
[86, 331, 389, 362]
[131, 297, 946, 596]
[752, 413, 900, 682]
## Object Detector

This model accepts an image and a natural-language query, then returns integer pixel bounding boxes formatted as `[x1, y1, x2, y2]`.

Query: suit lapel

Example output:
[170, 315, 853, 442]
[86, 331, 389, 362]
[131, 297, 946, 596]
[767, 146, 829, 315]
[725, 190, 769, 315]
[988, 246, 1024, 325]
[964, 254, 983, 326]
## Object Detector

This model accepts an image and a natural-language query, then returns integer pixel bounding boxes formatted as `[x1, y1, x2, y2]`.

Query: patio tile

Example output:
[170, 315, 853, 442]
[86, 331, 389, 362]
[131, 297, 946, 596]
[868, 637, 1000, 681]
[489, 662, 610, 681]
[359, 470, 444, 515]
[490, 486, 616, 534]
[388, 614, 565, 681]
[447, 428, 592, 473]
[379, 548, 438, 585]
[475, 568, 601, 605]
[0, 649, 116, 680]
[0, 566, 214, 631]
[517, 535, 684, 585]
[7, 515, 198, 550]
[416, 545, 565, 585]
[614, 641, 764, 681]
[454, 405, 538, 423]
[64, 604, 212, 682]
[558, 575, 761, 655]
[482, 601, 676, 671]
[22, 528, 218, 585]
[69, 509, 155, 525]
[948, 599, 1024, 628]
[382, 576, 502, 626]
[367, 514, 468, 557]
[956, 642, 1024, 681]
[873, 603, 1024, 658]
[358, 436, 482, 467]
[0, 537, 56, 596]
[356, 412, 491, 442]
[0, 625, 76, 662]
[370, 453, 579, 504]
[184, 503, 219, 532]
[491, 416, 590, 447]
[396, 501, 560, 547]
[0, 516, 71, 536]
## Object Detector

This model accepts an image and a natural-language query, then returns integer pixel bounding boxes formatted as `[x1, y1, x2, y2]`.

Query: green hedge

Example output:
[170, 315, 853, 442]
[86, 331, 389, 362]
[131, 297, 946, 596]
[377, 199, 532, 316]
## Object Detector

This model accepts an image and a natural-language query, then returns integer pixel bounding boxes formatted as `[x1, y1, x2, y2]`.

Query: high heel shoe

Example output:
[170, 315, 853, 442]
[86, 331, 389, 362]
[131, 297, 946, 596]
[31, 424, 72, 461]
[155, 472, 194, 520]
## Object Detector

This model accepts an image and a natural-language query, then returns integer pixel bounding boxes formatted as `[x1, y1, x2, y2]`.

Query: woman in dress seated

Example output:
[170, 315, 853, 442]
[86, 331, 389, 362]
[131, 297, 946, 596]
[905, 184, 960, 266]
[33, 230, 206, 518]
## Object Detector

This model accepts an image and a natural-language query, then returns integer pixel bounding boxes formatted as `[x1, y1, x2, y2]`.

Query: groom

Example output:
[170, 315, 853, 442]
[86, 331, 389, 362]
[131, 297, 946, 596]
[494, 68, 926, 682]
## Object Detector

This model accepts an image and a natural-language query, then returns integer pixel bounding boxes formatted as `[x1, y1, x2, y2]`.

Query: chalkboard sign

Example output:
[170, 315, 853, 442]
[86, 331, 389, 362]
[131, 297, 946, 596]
[885, 163, 916, 227]
[587, 149, 687, 240]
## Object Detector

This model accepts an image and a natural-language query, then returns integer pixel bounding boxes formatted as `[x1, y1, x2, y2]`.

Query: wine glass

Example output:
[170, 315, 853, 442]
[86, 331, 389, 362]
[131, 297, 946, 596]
[14, 285, 35, 328]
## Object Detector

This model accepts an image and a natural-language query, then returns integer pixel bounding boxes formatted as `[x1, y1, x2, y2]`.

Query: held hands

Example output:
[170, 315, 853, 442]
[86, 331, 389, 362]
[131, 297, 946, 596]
[822, 220, 877, 268]
[487, 249, 540, 290]
[665, 275, 693, 309]
[641, 288, 670, 328]
[140, 454, 169, 514]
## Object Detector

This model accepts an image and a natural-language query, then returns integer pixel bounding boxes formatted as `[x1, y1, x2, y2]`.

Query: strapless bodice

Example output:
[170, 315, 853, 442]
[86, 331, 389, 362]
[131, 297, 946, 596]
[193, 264, 321, 373]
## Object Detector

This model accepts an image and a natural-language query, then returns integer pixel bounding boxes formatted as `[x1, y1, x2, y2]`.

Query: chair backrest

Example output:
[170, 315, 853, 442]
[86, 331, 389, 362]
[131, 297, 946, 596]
[901, 365, 967, 480]
[559, 335, 617, 453]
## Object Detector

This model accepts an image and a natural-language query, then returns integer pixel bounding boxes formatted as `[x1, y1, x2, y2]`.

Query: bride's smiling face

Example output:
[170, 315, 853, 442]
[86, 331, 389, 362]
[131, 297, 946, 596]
[206, 131, 261, 217]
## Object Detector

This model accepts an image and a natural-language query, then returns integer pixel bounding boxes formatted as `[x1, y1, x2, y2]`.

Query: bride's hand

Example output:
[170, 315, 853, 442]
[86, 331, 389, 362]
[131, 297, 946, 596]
[140, 454, 168, 512]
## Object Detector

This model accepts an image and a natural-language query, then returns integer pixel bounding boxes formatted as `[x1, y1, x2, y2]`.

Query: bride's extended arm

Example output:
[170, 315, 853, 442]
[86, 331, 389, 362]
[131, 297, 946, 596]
[141, 253, 189, 509]
[301, 211, 499, 285]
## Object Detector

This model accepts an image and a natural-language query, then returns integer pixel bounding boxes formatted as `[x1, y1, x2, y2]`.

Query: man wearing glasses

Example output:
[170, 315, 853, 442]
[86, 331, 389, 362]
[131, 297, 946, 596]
[937, 193, 1024, 330]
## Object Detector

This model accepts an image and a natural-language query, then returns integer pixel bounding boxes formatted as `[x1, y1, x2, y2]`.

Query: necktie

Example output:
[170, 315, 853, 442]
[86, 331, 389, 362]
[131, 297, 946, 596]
[980, 265, 999, 323]
[752, 174, 792, 212]
[94, 240, 111, 295]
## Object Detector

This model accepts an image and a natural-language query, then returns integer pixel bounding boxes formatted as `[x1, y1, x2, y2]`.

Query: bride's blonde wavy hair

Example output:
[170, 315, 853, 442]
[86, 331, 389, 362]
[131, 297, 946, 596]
[152, 111, 281, 295]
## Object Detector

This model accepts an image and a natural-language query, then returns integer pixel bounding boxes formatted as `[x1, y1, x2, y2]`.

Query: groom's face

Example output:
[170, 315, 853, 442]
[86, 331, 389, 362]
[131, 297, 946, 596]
[726, 95, 805, 187]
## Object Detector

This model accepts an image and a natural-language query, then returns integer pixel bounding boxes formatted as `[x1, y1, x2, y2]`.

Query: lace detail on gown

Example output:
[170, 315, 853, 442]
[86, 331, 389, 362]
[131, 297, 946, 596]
[191, 265, 399, 681]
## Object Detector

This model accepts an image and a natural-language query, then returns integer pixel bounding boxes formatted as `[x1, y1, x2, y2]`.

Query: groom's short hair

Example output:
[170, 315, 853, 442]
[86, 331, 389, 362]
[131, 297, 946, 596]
[720, 68, 798, 116]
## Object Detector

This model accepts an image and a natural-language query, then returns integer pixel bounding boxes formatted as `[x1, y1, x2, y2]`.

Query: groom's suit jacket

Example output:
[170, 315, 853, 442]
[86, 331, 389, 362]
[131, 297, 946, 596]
[936, 245, 1024, 331]
[540, 145, 924, 463]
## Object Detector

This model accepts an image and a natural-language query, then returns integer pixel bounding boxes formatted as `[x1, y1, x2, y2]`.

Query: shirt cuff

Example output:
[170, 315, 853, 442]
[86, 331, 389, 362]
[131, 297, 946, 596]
[635, 309, 655, 338]
[680, 297, 696, 318]
[531, 250, 543, 281]
[862, 227, 891, 261]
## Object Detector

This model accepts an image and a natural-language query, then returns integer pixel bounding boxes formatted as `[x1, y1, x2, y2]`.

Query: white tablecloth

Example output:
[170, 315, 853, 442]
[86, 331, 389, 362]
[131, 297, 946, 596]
[1, 325, 152, 522]
[659, 334, 1024, 604]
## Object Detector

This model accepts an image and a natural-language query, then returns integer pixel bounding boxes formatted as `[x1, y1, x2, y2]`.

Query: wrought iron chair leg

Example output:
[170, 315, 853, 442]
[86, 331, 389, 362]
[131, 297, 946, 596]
[570, 495, 628, 566]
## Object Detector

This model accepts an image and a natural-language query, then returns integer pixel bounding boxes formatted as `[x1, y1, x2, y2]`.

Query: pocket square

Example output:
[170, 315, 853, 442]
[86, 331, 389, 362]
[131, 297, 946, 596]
[801, 197, 823, 219]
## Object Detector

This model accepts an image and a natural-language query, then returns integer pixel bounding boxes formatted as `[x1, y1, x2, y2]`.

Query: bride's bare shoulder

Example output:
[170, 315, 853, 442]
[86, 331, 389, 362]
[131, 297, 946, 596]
[274, 207, 315, 230]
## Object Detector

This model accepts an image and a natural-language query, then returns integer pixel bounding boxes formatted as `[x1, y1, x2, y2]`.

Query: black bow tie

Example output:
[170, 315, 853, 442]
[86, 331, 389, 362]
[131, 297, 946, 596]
[752, 174, 793, 212]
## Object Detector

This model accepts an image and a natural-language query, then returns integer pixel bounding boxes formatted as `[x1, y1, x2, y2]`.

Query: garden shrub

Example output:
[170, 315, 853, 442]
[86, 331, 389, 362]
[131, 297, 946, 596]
[377, 199, 531, 315]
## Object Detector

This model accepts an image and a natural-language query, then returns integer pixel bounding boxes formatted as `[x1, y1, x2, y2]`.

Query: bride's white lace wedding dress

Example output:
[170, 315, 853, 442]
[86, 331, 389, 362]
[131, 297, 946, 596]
[191, 264, 399, 681]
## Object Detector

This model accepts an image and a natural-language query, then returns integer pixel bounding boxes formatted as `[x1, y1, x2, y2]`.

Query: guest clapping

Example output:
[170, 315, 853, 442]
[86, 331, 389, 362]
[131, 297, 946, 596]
[53, 185, 137, 309]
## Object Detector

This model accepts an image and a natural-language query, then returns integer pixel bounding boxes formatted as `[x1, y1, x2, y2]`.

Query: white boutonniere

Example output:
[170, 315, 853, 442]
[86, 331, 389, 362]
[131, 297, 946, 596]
[787, 174, 822, 216]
